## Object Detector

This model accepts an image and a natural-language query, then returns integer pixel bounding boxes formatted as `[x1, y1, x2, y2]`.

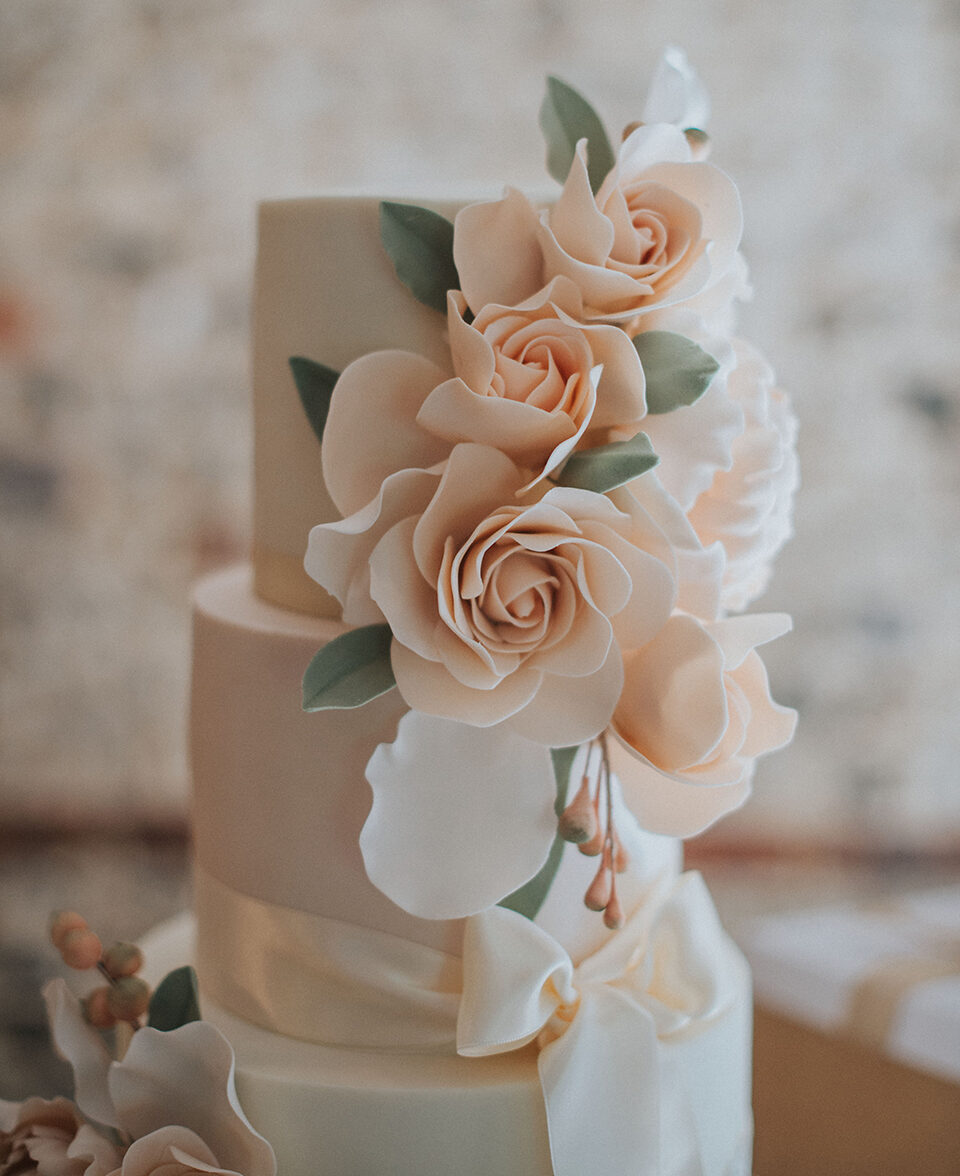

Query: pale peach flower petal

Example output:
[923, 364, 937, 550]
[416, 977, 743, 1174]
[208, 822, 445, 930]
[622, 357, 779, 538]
[453, 187, 544, 312]
[321, 350, 450, 516]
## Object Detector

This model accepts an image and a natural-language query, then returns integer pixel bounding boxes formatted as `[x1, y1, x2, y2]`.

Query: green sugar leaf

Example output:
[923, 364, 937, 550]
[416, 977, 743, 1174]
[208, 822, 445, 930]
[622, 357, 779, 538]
[148, 966, 201, 1032]
[556, 432, 659, 494]
[632, 331, 720, 414]
[499, 744, 580, 922]
[289, 357, 339, 446]
[540, 76, 616, 194]
[302, 624, 396, 711]
[498, 835, 566, 922]
[550, 746, 579, 814]
[379, 202, 460, 314]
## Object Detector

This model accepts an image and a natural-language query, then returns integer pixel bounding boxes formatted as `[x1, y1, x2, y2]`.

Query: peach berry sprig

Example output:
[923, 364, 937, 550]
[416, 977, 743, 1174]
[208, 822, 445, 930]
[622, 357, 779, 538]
[49, 910, 150, 1030]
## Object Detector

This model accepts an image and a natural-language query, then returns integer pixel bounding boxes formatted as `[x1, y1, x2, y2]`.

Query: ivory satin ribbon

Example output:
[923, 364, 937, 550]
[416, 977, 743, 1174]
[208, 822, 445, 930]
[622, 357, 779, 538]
[457, 872, 739, 1176]
[196, 867, 738, 1176]
[195, 868, 462, 1052]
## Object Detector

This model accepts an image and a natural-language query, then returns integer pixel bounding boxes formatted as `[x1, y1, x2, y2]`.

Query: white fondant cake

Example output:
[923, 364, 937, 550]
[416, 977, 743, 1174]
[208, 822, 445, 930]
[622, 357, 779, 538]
[182, 193, 755, 1173]
[179, 55, 798, 1176]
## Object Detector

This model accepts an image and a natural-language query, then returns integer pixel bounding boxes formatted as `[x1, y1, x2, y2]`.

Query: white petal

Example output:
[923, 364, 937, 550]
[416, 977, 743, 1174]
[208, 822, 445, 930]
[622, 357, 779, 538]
[642, 47, 711, 130]
[361, 712, 557, 918]
[321, 351, 451, 516]
[109, 1021, 275, 1176]
[42, 980, 118, 1130]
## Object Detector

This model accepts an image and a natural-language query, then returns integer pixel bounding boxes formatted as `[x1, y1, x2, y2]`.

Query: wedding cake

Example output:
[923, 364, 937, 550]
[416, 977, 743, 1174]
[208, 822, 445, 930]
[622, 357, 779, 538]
[16, 51, 797, 1176]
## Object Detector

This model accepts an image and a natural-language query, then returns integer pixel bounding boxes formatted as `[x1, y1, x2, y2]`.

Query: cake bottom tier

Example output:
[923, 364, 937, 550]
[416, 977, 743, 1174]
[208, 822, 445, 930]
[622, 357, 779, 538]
[142, 914, 754, 1176]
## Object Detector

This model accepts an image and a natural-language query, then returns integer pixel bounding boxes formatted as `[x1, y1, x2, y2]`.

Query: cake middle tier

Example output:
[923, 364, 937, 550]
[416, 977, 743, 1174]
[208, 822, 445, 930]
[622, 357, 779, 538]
[191, 565, 682, 1034]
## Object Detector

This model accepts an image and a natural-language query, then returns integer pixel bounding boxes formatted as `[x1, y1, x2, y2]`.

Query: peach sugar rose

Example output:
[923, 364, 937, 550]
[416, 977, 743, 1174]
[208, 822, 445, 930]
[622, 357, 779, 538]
[416, 285, 647, 484]
[454, 123, 742, 324]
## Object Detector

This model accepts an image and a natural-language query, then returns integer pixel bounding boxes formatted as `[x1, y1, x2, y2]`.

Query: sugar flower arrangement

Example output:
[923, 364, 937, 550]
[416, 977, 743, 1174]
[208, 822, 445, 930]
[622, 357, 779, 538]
[0, 912, 275, 1176]
[296, 49, 798, 924]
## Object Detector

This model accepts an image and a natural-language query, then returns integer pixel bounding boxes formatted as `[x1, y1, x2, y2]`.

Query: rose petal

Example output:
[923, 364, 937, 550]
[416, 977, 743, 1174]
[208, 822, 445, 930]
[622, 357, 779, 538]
[506, 642, 624, 746]
[321, 351, 451, 516]
[391, 638, 542, 727]
[708, 612, 792, 670]
[609, 735, 752, 837]
[614, 615, 728, 772]
[369, 515, 443, 661]
[109, 1022, 275, 1176]
[412, 444, 524, 582]
[454, 187, 544, 313]
[361, 711, 557, 918]
[305, 468, 440, 625]
[118, 1128, 222, 1176]
[731, 651, 797, 759]
[550, 141, 615, 266]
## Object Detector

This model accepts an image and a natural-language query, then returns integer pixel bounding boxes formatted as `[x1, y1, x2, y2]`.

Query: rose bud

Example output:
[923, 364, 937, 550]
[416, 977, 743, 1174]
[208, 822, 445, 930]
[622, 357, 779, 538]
[83, 986, 117, 1029]
[106, 975, 151, 1021]
[59, 927, 103, 970]
[102, 941, 144, 979]
[49, 910, 88, 950]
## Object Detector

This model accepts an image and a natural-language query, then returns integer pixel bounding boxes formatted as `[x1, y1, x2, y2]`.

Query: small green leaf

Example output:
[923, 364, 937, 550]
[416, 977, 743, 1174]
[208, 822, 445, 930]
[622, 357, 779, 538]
[540, 76, 616, 194]
[632, 331, 720, 414]
[379, 202, 459, 314]
[556, 432, 659, 494]
[289, 357, 339, 446]
[551, 746, 579, 815]
[302, 624, 396, 711]
[499, 744, 581, 921]
[499, 835, 567, 921]
[148, 966, 200, 1032]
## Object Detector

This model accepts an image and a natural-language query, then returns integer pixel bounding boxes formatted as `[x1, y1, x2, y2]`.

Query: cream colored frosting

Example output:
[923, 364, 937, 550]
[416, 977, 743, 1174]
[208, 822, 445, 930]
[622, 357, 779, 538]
[143, 913, 754, 1176]
[191, 565, 681, 964]
[252, 195, 473, 615]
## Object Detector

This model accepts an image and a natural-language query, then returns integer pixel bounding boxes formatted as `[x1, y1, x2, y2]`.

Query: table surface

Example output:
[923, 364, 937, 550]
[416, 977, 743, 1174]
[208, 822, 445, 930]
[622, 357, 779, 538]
[2, 833, 958, 1101]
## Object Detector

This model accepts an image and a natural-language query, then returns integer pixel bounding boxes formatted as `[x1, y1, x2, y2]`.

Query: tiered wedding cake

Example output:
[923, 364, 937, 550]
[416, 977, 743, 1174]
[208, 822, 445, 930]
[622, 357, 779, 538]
[72, 50, 795, 1176]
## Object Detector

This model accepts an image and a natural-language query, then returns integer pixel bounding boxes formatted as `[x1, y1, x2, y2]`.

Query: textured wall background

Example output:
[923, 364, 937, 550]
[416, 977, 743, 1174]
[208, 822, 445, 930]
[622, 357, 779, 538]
[1, 0, 958, 847]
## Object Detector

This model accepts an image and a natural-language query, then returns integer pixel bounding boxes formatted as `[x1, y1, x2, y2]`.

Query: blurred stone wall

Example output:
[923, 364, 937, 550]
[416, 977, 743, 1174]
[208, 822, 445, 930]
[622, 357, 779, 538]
[1, 0, 958, 846]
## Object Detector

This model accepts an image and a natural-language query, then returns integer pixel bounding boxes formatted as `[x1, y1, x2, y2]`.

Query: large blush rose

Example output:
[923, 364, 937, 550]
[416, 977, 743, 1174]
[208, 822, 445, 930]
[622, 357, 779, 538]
[417, 284, 647, 486]
[608, 612, 796, 836]
[311, 443, 678, 745]
[686, 340, 799, 611]
[454, 124, 741, 323]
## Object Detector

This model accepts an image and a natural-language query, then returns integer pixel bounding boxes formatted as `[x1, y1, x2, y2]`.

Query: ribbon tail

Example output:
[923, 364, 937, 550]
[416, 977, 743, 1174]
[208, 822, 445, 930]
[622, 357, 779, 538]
[537, 987, 661, 1176]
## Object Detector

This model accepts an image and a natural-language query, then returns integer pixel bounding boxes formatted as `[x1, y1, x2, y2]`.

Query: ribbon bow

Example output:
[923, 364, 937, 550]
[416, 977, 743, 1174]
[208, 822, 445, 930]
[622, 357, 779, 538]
[457, 872, 736, 1176]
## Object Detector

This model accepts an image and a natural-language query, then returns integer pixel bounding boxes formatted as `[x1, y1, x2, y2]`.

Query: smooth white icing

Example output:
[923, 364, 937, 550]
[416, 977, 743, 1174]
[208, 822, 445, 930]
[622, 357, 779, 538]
[253, 196, 475, 613]
[143, 914, 753, 1176]
[191, 564, 681, 964]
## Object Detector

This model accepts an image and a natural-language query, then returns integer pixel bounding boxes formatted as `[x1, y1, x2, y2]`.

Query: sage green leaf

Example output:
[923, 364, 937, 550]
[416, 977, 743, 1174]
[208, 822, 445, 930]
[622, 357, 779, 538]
[379, 202, 459, 314]
[550, 745, 579, 814]
[556, 432, 659, 493]
[302, 624, 396, 711]
[540, 76, 616, 194]
[289, 357, 339, 446]
[148, 966, 200, 1032]
[499, 744, 580, 921]
[632, 331, 720, 414]
[498, 835, 566, 921]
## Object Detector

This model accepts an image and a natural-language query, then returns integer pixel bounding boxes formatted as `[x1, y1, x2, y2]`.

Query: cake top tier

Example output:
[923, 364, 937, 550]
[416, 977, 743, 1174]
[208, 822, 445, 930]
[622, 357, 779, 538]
[253, 195, 477, 615]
